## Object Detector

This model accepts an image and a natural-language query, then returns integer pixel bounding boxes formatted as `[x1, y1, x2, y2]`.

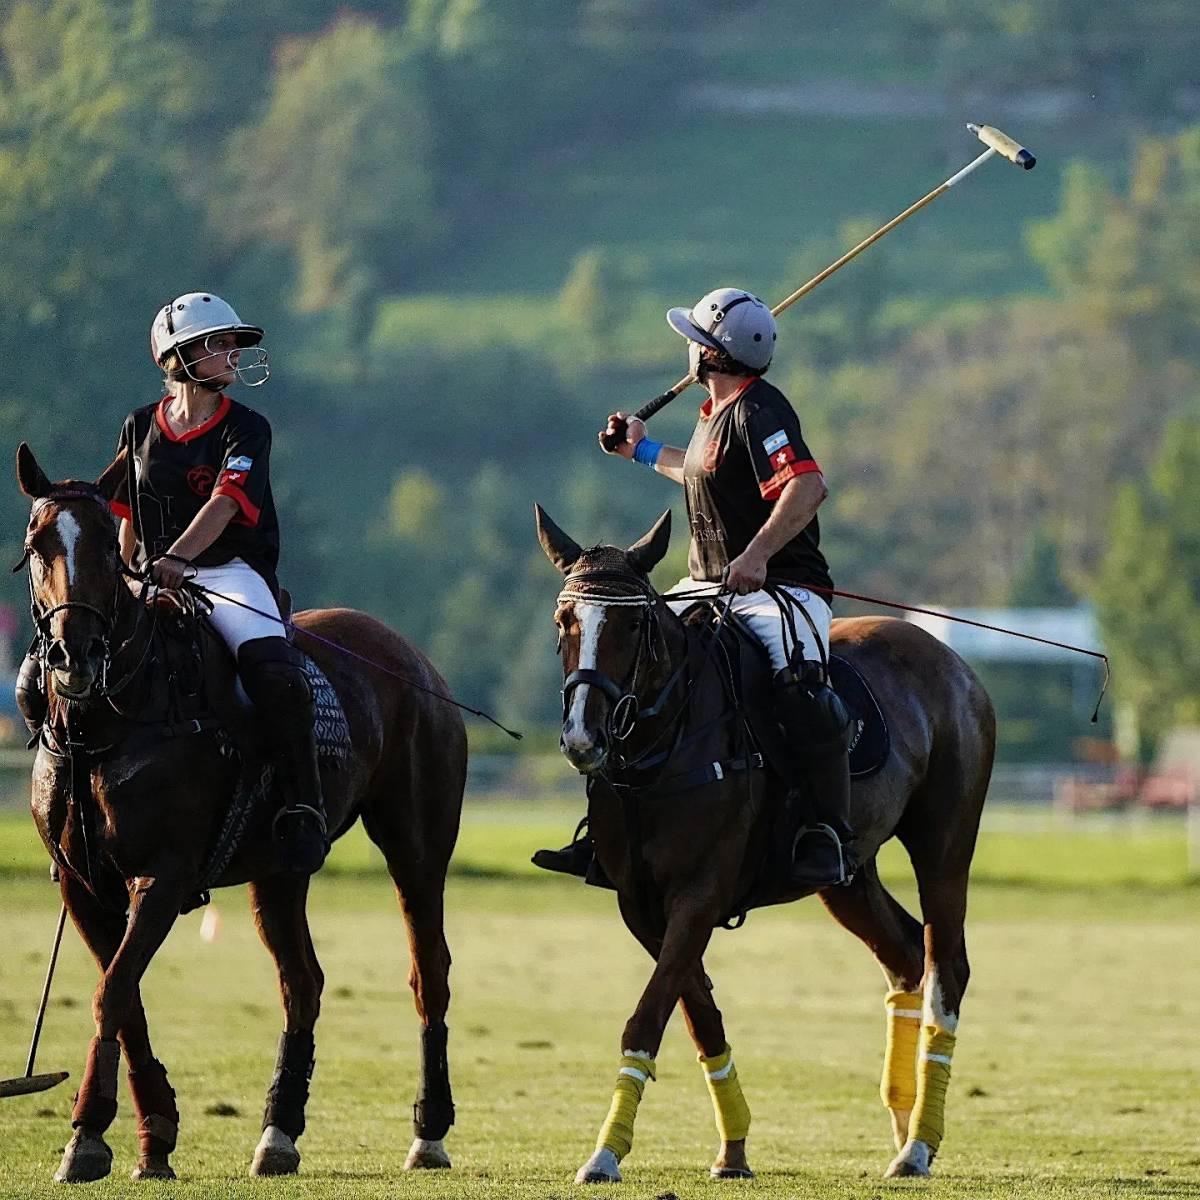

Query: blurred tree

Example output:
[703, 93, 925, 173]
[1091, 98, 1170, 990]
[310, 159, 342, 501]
[223, 16, 442, 315]
[1095, 416, 1200, 754]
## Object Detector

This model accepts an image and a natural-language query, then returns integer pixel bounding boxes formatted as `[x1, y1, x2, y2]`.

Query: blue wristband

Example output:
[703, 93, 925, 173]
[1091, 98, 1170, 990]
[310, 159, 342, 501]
[633, 438, 663, 467]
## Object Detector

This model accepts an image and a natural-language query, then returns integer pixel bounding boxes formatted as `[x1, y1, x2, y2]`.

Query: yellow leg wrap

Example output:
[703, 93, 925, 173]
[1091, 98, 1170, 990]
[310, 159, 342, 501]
[596, 1053, 656, 1160]
[699, 1044, 751, 1142]
[910, 1026, 956, 1152]
[879, 990, 922, 1110]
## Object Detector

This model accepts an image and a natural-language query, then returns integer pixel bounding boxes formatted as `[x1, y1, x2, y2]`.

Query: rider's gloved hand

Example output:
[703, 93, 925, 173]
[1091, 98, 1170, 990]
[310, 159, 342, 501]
[149, 554, 190, 591]
[598, 411, 646, 459]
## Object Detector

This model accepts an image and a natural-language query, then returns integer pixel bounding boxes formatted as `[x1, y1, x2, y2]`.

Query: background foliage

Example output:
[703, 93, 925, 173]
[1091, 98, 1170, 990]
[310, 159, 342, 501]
[1, 0, 1197, 749]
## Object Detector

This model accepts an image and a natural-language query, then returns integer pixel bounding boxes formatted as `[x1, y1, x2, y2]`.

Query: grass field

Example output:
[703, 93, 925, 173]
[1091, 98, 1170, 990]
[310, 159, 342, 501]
[1, 803, 1197, 1199]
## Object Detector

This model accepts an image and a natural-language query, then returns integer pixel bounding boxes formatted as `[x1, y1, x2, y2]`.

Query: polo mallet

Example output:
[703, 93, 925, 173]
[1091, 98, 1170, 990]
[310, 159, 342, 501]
[601, 122, 1036, 450]
[0, 903, 70, 1098]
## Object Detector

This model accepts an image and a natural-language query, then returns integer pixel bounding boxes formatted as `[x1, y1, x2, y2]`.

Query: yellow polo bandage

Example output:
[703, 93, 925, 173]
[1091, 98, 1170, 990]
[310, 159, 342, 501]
[596, 1052, 656, 1160]
[879, 989, 922, 1111]
[910, 1026, 956, 1152]
[699, 1044, 751, 1142]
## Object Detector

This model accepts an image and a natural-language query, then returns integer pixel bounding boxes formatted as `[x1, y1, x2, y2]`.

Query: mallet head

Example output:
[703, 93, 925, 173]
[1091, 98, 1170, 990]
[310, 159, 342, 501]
[967, 123, 1035, 170]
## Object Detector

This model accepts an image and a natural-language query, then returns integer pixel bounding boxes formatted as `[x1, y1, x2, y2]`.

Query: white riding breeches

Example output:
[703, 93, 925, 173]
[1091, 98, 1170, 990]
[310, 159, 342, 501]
[190, 558, 284, 656]
[665, 577, 831, 674]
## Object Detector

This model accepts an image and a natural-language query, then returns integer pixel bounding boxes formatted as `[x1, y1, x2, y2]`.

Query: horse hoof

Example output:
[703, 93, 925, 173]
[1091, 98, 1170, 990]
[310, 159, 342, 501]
[54, 1130, 113, 1183]
[249, 1125, 300, 1177]
[575, 1148, 622, 1183]
[884, 1139, 933, 1178]
[404, 1138, 451, 1169]
[710, 1165, 754, 1179]
[131, 1158, 176, 1181]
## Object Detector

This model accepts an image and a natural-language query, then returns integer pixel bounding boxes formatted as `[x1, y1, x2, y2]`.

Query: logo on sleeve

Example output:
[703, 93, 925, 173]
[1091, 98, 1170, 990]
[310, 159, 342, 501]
[225, 455, 253, 472]
[771, 445, 797, 470]
[763, 430, 789, 455]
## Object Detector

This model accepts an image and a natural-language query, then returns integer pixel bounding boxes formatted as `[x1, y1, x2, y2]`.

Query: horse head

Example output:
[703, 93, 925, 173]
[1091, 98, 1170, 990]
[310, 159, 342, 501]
[535, 504, 672, 774]
[16, 443, 128, 701]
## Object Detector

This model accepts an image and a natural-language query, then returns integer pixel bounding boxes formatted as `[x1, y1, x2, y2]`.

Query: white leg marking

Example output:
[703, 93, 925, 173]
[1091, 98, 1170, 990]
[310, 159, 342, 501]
[404, 1136, 451, 1169]
[924, 968, 959, 1033]
[885, 1139, 933, 1178]
[249, 1125, 300, 1177]
[576, 1147, 622, 1184]
[56, 510, 83, 587]
[562, 604, 606, 755]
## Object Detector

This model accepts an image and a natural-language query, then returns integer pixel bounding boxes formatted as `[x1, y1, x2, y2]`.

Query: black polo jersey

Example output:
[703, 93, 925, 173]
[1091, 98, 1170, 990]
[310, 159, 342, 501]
[682, 376, 833, 594]
[110, 394, 280, 590]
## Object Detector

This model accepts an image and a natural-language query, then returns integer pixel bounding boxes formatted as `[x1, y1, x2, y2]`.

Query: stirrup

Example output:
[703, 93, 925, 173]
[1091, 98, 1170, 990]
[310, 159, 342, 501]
[273, 804, 328, 839]
[790, 822, 854, 887]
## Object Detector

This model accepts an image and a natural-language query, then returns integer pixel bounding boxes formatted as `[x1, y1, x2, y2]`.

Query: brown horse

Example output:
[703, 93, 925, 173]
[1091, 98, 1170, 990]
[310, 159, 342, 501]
[535, 506, 996, 1183]
[15, 443, 465, 1183]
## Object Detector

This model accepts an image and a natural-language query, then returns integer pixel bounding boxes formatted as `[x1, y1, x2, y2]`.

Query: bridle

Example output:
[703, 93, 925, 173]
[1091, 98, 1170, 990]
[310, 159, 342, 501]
[558, 568, 659, 747]
[15, 484, 143, 699]
[557, 566, 734, 757]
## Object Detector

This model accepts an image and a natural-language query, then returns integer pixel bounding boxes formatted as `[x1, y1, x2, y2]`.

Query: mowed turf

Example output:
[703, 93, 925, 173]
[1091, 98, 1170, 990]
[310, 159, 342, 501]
[0, 804, 1197, 1199]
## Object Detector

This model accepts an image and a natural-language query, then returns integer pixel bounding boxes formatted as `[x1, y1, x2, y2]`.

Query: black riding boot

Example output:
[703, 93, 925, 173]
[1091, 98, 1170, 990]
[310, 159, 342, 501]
[15, 650, 47, 735]
[531, 818, 593, 878]
[239, 637, 330, 875]
[774, 663, 858, 889]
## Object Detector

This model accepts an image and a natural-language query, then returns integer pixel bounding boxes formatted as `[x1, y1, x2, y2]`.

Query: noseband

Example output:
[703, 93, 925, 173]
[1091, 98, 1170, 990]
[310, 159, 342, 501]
[558, 568, 658, 746]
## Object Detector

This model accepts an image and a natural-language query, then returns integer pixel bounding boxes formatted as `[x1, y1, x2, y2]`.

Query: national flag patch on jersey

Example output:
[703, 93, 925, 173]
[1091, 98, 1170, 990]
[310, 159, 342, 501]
[771, 445, 797, 470]
[763, 430, 789, 455]
[225, 455, 253, 472]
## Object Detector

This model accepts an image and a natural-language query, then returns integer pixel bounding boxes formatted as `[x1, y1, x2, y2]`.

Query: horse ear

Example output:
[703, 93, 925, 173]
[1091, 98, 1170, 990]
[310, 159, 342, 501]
[626, 509, 672, 576]
[94, 446, 127, 504]
[534, 504, 582, 574]
[16, 443, 51, 500]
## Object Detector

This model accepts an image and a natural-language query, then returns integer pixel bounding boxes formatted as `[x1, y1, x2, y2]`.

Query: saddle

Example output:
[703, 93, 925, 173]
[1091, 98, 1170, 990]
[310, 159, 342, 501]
[677, 602, 891, 783]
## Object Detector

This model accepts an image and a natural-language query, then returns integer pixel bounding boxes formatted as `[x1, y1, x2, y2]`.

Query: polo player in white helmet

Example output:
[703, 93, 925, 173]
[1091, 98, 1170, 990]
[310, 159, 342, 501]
[16, 292, 329, 873]
[535, 287, 856, 891]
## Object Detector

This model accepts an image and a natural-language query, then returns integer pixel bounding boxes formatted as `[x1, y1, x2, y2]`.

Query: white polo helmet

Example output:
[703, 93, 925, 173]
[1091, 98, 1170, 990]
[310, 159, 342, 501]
[667, 287, 776, 372]
[150, 292, 269, 387]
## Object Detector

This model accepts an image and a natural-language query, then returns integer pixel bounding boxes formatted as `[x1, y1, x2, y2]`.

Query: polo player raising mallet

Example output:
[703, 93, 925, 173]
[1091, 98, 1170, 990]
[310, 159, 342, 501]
[536, 290, 857, 890]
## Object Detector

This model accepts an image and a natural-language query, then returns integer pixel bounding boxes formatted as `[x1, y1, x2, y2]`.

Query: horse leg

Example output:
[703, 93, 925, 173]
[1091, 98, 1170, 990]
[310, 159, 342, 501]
[247, 873, 323, 1177]
[56, 865, 186, 1184]
[818, 860, 925, 1157]
[678, 963, 753, 1180]
[576, 899, 717, 1184]
[883, 852, 973, 1179]
[387, 863, 454, 1169]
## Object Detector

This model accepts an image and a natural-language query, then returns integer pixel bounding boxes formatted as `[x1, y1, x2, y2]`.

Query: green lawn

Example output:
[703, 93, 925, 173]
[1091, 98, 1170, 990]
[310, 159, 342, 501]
[1, 804, 1197, 1197]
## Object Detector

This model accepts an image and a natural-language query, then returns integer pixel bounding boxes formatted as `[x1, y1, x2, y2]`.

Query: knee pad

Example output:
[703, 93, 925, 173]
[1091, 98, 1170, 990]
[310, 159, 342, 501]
[15, 651, 47, 733]
[237, 637, 315, 726]
[773, 662, 852, 759]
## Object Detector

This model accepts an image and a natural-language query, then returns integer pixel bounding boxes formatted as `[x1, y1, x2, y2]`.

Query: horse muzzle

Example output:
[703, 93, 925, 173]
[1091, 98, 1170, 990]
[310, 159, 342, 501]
[560, 723, 609, 774]
[46, 638, 105, 701]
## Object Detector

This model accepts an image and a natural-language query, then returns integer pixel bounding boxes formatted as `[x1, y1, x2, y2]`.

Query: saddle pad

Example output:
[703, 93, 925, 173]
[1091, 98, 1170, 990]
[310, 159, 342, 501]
[829, 654, 890, 780]
[303, 655, 352, 762]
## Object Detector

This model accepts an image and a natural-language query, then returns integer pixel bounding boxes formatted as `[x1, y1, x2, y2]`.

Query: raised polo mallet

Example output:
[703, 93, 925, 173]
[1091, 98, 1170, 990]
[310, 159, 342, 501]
[0, 903, 70, 1098]
[601, 122, 1036, 450]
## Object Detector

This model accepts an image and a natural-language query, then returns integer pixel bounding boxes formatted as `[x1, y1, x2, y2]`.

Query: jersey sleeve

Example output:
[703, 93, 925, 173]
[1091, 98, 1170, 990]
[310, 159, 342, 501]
[213, 417, 271, 526]
[110, 417, 133, 522]
[737, 395, 822, 501]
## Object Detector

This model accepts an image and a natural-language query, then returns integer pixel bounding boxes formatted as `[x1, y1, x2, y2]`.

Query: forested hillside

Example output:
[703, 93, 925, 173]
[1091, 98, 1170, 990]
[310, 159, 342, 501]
[2, 0, 1197, 750]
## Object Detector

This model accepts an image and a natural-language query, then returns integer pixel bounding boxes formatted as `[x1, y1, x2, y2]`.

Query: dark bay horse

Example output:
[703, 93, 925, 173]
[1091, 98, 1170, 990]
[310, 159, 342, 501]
[535, 505, 995, 1183]
[15, 443, 465, 1183]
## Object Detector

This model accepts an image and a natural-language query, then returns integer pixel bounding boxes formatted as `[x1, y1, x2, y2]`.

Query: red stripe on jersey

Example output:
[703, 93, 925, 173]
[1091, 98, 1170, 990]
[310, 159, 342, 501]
[759, 458, 821, 501]
[213, 481, 260, 526]
[155, 394, 231, 443]
[110, 499, 132, 522]
[698, 375, 756, 420]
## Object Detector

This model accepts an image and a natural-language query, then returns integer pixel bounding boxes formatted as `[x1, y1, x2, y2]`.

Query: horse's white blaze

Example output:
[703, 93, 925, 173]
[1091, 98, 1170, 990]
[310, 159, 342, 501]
[562, 604, 606, 752]
[924, 968, 958, 1033]
[56, 509, 83, 587]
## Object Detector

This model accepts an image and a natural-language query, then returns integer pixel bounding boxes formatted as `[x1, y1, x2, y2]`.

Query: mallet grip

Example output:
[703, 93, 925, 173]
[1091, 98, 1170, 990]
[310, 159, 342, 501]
[600, 378, 694, 451]
[967, 123, 1035, 170]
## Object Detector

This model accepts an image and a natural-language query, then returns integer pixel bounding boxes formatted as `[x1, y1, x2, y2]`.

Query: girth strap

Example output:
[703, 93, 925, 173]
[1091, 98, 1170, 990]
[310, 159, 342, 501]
[655, 752, 764, 797]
